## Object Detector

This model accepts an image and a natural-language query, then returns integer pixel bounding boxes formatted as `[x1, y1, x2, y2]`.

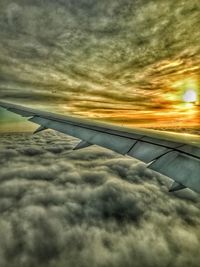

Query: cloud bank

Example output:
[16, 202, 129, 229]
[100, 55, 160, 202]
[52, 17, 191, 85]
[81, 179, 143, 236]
[0, 131, 199, 267]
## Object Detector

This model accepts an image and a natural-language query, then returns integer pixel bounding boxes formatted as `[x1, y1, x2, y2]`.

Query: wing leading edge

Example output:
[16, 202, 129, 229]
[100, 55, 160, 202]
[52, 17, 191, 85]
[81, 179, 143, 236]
[0, 101, 200, 194]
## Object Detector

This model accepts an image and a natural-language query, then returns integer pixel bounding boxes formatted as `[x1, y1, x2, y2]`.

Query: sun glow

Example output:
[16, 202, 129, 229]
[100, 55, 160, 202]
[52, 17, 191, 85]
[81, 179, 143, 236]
[183, 89, 197, 103]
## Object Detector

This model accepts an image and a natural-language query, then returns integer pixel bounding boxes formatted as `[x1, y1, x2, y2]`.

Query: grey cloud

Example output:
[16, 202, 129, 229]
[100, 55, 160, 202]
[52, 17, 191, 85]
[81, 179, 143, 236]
[0, 131, 200, 267]
[0, 0, 199, 120]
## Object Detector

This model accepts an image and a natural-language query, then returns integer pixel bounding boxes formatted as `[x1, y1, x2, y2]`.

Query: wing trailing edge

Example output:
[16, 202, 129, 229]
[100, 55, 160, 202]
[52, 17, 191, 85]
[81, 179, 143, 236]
[33, 125, 48, 134]
[169, 181, 186, 192]
[73, 140, 92, 150]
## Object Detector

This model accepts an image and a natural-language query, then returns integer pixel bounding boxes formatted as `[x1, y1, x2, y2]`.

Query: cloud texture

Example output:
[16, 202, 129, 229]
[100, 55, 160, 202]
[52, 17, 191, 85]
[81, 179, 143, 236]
[0, 0, 200, 129]
[0, 131, 200, 267]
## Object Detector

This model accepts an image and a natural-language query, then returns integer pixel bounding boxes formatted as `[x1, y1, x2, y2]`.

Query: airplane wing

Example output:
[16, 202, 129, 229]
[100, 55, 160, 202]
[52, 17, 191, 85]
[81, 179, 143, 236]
[0, 101, 200, 193]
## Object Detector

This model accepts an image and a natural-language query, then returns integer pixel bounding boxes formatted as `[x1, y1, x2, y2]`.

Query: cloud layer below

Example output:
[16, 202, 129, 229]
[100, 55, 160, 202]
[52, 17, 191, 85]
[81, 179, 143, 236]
[0, 131, 200, 267]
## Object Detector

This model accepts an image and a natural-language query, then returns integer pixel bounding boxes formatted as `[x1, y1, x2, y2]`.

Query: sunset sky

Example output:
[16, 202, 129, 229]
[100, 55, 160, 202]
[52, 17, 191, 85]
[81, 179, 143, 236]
[0, 0, 200, 131]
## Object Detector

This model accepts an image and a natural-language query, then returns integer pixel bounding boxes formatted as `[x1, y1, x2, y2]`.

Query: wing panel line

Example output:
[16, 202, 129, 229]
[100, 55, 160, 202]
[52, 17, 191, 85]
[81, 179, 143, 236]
[31, 115, 200, 160]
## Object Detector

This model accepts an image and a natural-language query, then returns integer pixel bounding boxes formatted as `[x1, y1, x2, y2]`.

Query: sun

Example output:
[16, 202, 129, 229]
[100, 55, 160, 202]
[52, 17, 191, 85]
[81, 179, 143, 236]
[183, 89, 197, 103]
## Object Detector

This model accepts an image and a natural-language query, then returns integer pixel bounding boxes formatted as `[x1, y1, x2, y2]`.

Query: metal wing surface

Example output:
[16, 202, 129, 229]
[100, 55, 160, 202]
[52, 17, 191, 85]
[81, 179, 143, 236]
[0, 101, 199, 193]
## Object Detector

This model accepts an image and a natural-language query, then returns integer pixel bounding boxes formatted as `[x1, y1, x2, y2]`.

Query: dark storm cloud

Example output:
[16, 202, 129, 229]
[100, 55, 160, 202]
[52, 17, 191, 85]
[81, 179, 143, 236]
[0, 0, 199, 127]
[0, 131, 199, 267]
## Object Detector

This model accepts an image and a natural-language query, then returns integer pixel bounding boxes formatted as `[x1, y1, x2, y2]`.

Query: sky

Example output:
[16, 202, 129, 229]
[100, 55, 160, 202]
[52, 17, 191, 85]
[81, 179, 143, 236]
[0, 131, 200, 267]
[0, 0, 200, 131]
